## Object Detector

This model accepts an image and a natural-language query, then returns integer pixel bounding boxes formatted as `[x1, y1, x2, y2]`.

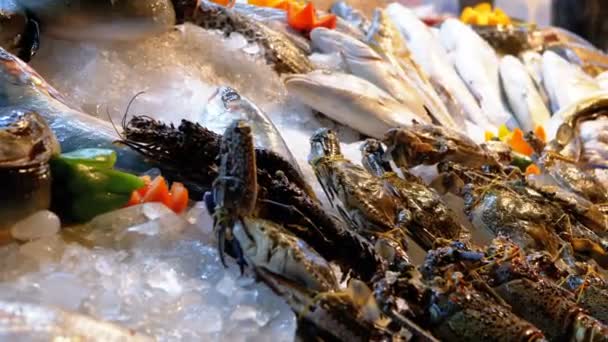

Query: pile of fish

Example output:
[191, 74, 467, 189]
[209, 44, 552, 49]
[1, 0, 608, 341]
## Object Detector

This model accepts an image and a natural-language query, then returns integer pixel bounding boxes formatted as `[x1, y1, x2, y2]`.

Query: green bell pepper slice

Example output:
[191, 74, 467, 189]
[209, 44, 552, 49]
[60, 148, 117, 169]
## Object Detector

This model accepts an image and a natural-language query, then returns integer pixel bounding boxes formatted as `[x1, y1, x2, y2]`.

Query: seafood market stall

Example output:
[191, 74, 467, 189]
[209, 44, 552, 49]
[1, 0, 608, 341]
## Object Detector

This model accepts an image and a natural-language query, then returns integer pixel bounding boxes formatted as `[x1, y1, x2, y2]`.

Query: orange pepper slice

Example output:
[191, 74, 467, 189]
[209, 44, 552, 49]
[525, 164, 541, 176]
[142, 176, 171, 204]
[248, 0, 285, 10]
[136, 175, 152, 197]
[126, 191, 142, 207]
[210, 0, 235, 7]
[287, 2, 336, 32]
[508, 128, 534, 156]
[168, 182, 189, 214]
[534, 125, 546, 143]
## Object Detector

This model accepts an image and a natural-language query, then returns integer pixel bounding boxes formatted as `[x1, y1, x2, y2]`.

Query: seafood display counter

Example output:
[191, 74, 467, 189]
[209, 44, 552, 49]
[1, 0, 608, 341]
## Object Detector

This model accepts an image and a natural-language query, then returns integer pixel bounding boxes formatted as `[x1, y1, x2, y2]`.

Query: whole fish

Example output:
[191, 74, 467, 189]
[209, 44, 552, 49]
[439, 18, 517, 129]
[519, 51, 551, 110]
[541, 50, 602, 114]
[310, 27, 427, 119]
[186, 0, 313, 75]
[203, 86, 300, 172]
[17, 0, 176, 41]
[330, 1, 370, 37]
[284, 70, 432, 139]
[499, 55, 551, 132]
[0, 300, 152, 341]
[364, 8, 457, 129]
[0, 46, 149, 172]
[385, 3, 490, 130]
[230, 3, 311, 54]
[546, 42, 608, 77]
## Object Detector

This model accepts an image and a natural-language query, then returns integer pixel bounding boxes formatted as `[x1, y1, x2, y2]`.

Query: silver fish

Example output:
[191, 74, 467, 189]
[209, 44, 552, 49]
[385, 3, 490, 130]
[230, 3, 311, 54]
[0, 46, 149, 172]
[541, 50, 602, 115]
[499, 55, 551, 132]
[203, 86, 300, 171]
[329, 1, 369, 39]
[0, 300, 152, 341]
[310, 27, 427, 118]
[519, 51, 551, 111]
[190, 0, 313, 75]
[284, 70, 432, 139]
[18, 0, 176, 42]
[439, 18, 517, 129]
[364, 8, 457, 130]
[546, 42, 608, 77]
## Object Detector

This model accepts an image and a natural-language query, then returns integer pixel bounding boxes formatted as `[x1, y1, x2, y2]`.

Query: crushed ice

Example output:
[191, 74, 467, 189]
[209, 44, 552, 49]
[0, 203, 295, 341]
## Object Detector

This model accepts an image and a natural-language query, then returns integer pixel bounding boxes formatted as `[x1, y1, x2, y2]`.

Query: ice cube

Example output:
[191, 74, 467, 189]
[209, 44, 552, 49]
[94, 257, 114, 276]
[87, 289, 122, 319]
[224, 32, 248, 51]
[147, 264, 183, 297]
[19, 236, 65, 263]
[185, 202, 213, 234]
[230, 305, 257, 322]
[10, 210, 61, 241]
[185, 307, 223, 333]
[38, 272, 90, 310]
[215, 273, 237, 298]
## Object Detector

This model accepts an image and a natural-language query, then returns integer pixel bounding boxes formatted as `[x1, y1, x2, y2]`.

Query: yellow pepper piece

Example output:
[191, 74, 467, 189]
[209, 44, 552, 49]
[493, 8, 511, 25]
[474, 2, 493, 13]
[460, 7, 477, 23]
[498, 124, 511, 141]
[484, 131, 496, 141]
[460, 3, 511, 26]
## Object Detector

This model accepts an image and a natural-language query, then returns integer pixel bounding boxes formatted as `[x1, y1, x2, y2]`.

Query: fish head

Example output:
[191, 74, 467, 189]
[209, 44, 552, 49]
[0, 47, 66, 106]
[311, 27, 381, 62]
[202, 85, 246, 132]
[208, 85, 242, 108]
[308, 127, 342, 165]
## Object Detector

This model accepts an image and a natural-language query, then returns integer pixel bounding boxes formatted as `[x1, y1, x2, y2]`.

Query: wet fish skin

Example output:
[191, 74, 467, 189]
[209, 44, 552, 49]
[541, 50, 602, 114]
[310, 27, 427, 119]
[190, 1, 313, 75]
[499, 55, 551, 132]
[519, 51, 551, 111]
[439, 18, 517, 129]
[329, 1, 369, 39]
[0, 46, 150, 172]
[0, 300, 152, 341]
[364, 8, 456, 130]
[204, 86, 300, 172]
[284, 70, 432, 139]
[386, 3, 490, 130]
